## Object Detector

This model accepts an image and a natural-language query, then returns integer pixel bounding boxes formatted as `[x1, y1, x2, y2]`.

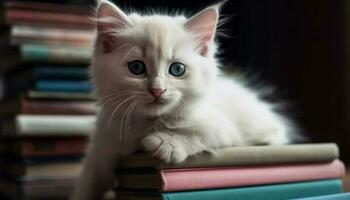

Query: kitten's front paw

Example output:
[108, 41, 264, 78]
[142, 133, 188, 163]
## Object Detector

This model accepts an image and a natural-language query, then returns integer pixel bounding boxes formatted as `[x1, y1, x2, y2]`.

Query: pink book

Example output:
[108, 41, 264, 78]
[118, 159, 345, 191]
[6, 10, 93, 28]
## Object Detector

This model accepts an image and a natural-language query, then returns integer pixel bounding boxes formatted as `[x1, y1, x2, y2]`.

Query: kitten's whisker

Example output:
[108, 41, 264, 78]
[107, 96, 135, 137]
[107, 98, 126, 136]
[120, 100, 136, 147]
[98, 91, 145, 106]
[126, 49, 143, 60]
[98, 92, 138, 106]
[97, 90, 134, 103]
[98, 94, 128, 106]
[96, 17, 129, 31]
[97, 92, 121, 102]
[105, 94, 147, 108]
[113, 43, 137, 55]
[134, 100, 142, 125]
[121, 47, 137, 63]
[190, 23, 217, 30]
[115, 43, 135, 53]
[123, 101, 138, 148]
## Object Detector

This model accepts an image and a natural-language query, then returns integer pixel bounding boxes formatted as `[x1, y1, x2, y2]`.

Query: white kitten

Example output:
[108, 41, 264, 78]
[72, 1, 296, 199]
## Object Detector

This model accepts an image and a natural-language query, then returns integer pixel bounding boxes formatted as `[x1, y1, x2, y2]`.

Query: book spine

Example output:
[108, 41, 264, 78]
[162, 179, 343, 200]
[158, 144, 339, 169]
[0, 171, 79, 199]
[20, 138, 87, 157]
[6, 10, 93, 27]
[11, 25, 94, 43]
[27, 91, 95, 100]
[295, 193, 350, 200]
[5, 1, 91, 14]
[161, 160, 345, 191]
[22, 177, 77, 198]
[3, 162, 82, 177]
[20, 44, 92, 63]
[21, 100, 95, 115]
[33, 67, 89, 80]
[15, 114, 96, 135]
[34, 80, 92, 93]
[11, 37, 91, 47]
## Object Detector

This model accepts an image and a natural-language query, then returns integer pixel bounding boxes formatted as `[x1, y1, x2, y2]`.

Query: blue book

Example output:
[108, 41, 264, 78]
[293, 193, 350, 200]
[35, 80, 92, 93]
[33, 66, 89, 80]
[118, 179, 343, 200]
[4, 66, 90, 97]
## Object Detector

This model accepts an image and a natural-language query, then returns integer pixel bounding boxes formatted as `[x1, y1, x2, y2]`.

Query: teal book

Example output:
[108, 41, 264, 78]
[20, 44, 91, 63]
[33, 66, 89, 80]
[5, 77, 91, 97]
[35, 80, 92, 93]
[118, 179, 343, 200]
[293, 193, 350, 200]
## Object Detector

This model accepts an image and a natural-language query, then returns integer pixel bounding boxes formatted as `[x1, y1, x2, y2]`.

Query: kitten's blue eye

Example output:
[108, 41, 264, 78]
[128, 60, 146, 75]
[169, 62, 186, 77]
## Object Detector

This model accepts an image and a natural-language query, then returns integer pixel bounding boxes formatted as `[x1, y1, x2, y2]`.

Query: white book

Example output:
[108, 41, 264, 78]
[2, 115, 96, 136]
[11, 25, 94, 43]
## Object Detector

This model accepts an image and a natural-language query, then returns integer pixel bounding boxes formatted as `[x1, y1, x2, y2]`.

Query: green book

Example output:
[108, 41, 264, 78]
[117, 179, 343, 200]
[27, 91, 95, 100]
[120, 143, 339, 169]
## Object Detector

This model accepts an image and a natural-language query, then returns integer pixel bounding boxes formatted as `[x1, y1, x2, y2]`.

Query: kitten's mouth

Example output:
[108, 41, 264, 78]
[148, 97, 168, 105]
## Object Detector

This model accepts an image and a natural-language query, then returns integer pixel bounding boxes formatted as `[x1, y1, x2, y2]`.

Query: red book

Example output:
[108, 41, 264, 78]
[0, 97, 96, 115]
[0, 137, 88, 157]
[118, 160, 345, 192]
[5, 1, 92, 15]
[6, 10, 94, 29]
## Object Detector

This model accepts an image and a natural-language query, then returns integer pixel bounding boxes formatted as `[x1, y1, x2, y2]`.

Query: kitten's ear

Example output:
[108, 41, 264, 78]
[185, 6, 219, 56]
[96, 0, 130, 33]
[96, 0, 130, 53]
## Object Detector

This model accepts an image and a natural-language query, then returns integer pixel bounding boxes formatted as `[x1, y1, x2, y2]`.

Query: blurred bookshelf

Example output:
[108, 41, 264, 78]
[0, 0, 96, 199]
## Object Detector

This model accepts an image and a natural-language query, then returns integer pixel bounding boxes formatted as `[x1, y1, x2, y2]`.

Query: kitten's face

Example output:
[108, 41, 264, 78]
[92, 1, 219, 116]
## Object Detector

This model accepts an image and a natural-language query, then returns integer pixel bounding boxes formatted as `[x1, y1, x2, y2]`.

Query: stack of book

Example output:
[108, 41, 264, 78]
[0, 1, 96, 199]
[3, 1, 94, 64]
[116, 143, 348, 200]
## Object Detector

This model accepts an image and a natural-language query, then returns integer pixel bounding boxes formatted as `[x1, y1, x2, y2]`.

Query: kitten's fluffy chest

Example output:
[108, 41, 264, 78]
[110, 114, 189, 154]
[131, 115, 190, 136]
[98, 106, 189, 136]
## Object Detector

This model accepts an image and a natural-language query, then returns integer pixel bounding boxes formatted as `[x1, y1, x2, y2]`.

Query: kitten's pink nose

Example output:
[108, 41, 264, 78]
[148, 88, 166, 98]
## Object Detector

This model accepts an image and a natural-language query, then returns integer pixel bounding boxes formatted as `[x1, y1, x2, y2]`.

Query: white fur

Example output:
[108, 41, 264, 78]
[72, 1, 294, 199]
